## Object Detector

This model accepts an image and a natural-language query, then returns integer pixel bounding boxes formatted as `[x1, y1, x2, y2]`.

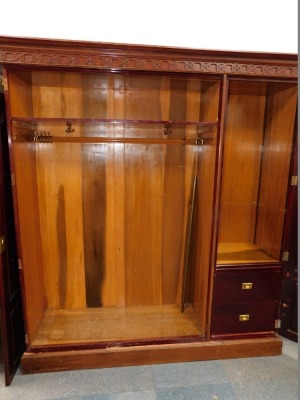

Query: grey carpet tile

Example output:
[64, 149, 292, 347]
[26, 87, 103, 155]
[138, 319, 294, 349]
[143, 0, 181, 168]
[218, 354, 298, 383]
[0, 366, 154, 400]
[281, 337, 298, 359]
[0, 364, 4, 389]
[0, 337, 297, 399]
[152, 360, 229, 388]
[48, 396, 110, 400]
[231, 377, 298, 400]
[156, 383, 238, 400]
[109, 390, 157, 399]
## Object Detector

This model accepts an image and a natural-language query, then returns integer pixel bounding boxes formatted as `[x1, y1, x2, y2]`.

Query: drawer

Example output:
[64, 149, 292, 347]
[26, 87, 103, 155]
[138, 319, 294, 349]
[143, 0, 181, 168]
[210, 301, 277, 337]
[213, 267, 281, 304]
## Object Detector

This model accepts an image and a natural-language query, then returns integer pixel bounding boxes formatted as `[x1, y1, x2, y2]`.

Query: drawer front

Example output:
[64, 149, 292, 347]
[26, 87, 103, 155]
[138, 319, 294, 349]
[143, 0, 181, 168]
[213, 267, 281, 304]
[210, 302, 277, 336]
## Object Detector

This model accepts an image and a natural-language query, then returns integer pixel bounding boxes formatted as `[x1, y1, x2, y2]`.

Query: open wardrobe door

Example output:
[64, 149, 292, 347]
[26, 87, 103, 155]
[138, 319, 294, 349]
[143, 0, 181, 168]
[278, 128, 298, 343]
[0, 77, 25, 385]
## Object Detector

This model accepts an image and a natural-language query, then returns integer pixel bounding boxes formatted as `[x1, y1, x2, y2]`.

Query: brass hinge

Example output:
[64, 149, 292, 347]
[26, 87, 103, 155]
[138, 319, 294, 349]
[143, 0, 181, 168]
[2, 76, 8, 91]
[275, 319, 281, 329]
[282, 251, 289, 262]
[291, 176, 298, 186]
[25, 334, 29, 344]
[0, 235, 5, 254]
[11, 173, 15, 186]
[18, 259, 23, 270]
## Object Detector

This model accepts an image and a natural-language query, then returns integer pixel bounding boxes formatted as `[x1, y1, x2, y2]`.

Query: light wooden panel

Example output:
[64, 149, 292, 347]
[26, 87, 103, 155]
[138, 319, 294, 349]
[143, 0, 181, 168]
[124, 144, 164, 305]
[102, 74, 126, 307]
[218, 93, 266, 243]
[12, 142, 46, 342]
[33, 72, 86, 309]
[162, 78, 187, 305]
[124, 75, 164, 306]
[217, 242, 277, 264]
[256, 85, 297, 259]
[200, 80, 221, 121]
[8, 71, 33, 117]
[12, 71, 220, 322]
[81, 74, 107, 307]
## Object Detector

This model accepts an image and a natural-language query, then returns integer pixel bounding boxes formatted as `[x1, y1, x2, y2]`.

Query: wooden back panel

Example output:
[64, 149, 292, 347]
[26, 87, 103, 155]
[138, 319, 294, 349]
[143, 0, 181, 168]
[8, 71, 33, 117]
[9, 70, 220, 321]
[218, 87, 266, 243]
[256, 84, 298, 259]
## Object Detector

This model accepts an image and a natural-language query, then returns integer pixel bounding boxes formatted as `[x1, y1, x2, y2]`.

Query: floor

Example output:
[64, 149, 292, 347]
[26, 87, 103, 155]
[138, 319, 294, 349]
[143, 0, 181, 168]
[0, 337, 297, 400]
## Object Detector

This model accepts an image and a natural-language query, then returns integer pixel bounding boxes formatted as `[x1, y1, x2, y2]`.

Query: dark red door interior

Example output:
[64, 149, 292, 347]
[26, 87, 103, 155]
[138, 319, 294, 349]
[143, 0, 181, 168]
[0, 88, 25, 385]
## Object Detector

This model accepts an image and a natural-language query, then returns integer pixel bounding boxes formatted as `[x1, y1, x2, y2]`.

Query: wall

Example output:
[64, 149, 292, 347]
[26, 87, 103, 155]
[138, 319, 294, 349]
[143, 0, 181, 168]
[0, 1, 298, 53]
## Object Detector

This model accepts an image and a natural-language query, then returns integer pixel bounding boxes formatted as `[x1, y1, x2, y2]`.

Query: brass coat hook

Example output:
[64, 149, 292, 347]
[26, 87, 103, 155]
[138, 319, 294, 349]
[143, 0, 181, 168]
[65, 122, 75, 133]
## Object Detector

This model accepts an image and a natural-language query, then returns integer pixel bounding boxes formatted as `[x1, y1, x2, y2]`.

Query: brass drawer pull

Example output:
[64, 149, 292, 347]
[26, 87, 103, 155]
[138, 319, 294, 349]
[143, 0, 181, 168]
[239, 314, 250, 321]
[242, 282, 253, 290]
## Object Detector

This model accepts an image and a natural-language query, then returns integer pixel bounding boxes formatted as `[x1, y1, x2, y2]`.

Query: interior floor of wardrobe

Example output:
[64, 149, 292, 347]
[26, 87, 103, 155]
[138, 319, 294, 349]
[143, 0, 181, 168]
[217, 242, 278, 264]
[31, 304, 204, 347]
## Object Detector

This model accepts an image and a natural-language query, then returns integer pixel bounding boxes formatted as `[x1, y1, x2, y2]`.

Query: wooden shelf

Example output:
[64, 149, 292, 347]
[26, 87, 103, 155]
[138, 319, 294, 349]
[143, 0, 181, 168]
[30, 305, 203, 348]
[217, 243, 278, 265]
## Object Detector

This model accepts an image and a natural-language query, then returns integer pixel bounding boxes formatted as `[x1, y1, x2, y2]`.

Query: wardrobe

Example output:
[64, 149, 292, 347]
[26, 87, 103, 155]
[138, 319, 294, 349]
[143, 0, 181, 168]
[0, 36, 297, 384]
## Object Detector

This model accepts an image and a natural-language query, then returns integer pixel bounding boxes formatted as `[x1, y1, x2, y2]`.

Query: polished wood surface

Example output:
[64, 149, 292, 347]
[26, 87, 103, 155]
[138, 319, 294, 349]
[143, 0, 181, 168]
[211, 301, 277, 337]
[217, 242, 277, 264]
[256, 84, 298, 259]
[218, 80, 298, 263]
[189, 81, 220, 327]
[0, 36, 297, 78]
[218, 92, 266, 243]
[30, 304, 202, 347]
[8, 71, 220, 343]
[213, 266, 281, 304]
[12, 141, 46, 343]
[0, 37, 297, 383]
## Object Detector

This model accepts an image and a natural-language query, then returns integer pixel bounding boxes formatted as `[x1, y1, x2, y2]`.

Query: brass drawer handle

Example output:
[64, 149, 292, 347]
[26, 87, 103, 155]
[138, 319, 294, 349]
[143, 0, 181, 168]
[239, 314, 250, 321]
[242, 282, 253, 290]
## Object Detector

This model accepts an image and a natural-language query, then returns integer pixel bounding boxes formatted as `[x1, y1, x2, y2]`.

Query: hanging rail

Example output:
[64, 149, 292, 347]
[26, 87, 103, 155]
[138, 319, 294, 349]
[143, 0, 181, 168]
[10, 116, 218, 128]
[13, 133, 215, 146]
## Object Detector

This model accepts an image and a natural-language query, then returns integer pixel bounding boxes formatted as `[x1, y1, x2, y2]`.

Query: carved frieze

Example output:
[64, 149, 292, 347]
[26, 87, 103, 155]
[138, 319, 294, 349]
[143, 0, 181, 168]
[0, 46, 297, 78]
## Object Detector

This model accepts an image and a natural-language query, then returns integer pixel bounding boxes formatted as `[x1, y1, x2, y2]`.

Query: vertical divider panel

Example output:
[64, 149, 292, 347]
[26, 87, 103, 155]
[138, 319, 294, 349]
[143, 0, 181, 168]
[161, 78, 186, 306]
[177, 79, 201, 307]
[191, 81, 220, 328]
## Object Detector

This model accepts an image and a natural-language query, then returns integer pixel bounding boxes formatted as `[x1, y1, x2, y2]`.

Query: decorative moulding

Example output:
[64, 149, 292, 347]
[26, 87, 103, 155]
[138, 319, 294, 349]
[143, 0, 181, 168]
[0, 36, 297, 78]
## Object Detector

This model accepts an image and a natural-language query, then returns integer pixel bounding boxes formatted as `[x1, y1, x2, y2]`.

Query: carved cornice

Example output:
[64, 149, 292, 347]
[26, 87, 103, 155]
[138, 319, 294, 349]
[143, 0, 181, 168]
[0, 38, 297, 78]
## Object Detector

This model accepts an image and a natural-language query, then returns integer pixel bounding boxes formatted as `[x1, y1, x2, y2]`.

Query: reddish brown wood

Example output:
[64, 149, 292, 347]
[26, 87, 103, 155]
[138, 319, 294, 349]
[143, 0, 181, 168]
[21, 337, 282, 374]
[278, 126, 298, 341]
[213, 266, 282, 304]
[0, 37, 297, 383]
[0, 90, 25, 385]
[211, 302, 277, 336]
[0, 36, 297, 78]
